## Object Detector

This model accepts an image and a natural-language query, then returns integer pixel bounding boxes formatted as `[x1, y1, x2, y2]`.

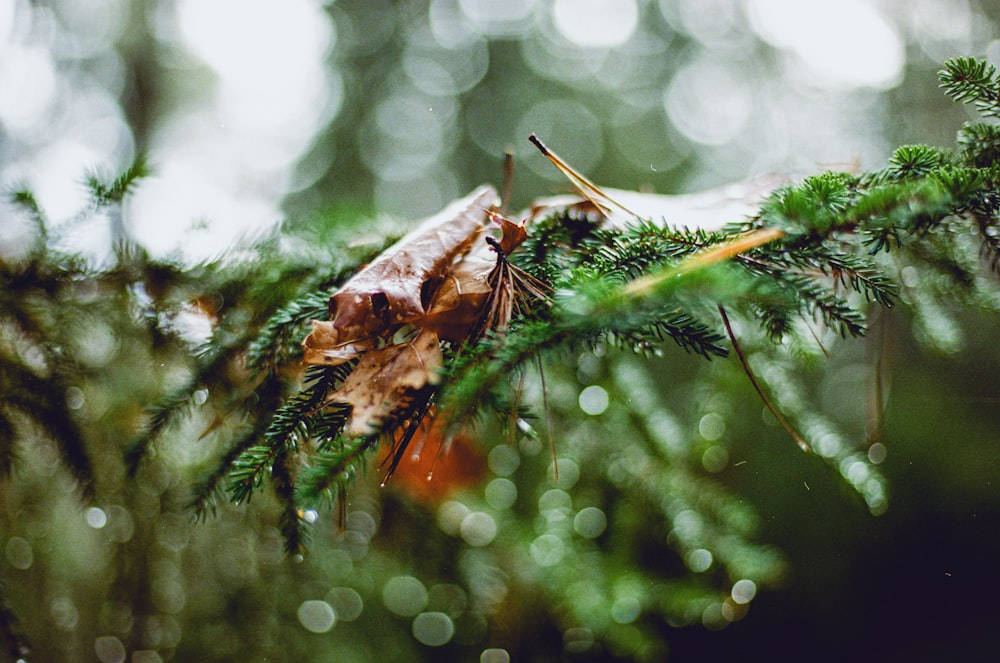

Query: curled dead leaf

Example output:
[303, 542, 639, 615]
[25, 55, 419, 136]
[303, 185, 499, 366]
[327, 328, 443, 437]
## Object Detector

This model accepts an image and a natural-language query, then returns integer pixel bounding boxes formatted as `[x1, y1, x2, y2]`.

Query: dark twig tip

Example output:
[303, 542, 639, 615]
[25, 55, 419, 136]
[528, 134, 549, 155]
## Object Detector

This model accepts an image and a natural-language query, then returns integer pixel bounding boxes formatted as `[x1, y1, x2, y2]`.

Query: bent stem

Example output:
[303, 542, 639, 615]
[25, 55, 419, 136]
[718, 304, 811, 453]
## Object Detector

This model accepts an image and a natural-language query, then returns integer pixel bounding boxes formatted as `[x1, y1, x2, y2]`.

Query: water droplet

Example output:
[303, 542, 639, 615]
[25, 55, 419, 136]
[412, 611, 454, 646]
[297, 600, 336, 633]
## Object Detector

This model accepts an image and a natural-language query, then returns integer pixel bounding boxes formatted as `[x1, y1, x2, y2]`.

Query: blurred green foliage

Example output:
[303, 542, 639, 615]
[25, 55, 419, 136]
[3, 0, 1000, 660]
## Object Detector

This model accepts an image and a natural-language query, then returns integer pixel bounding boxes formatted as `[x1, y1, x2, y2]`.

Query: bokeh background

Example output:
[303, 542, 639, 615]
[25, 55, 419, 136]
[2, 1, 1000, 661]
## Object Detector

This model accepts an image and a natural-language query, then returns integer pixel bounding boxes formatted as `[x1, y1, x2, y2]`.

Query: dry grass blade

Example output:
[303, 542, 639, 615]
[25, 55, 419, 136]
[718, 304, 812, 453]
[528, 133, 638, 219]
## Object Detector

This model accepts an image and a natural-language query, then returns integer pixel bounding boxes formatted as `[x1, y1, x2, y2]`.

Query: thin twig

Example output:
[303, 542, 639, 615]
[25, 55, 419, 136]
[718, 304, 811, 452]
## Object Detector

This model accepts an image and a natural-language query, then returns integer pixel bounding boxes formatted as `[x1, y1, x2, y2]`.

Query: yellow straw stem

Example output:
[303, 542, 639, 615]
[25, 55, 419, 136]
[622, 227, 786, 298]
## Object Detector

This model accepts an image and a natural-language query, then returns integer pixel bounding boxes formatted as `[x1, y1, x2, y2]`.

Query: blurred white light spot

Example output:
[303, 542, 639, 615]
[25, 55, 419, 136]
[66, 387, 86, 411]
[518, 99, 602, 179]
[94, 635, 126, 663]
[702, 445, 729, 473]
[51, 597, 79, 631]
[538, 488, 572, 516]
[86, 507, 108, 529]
[611, 595, 641, 624]
[868, 442, 887, 465]
[383, 576, 429, 617]
[481, 648, 511, 663]
[297, 600, 336, 633]
[578, 385, 609, 416]
[701, 602, 727, 629]
[665, 59, 753, 146]
[0, 46, 57, 131]
[563, 627, 594, 653]
[437, 500, 471, 535]
[403, 40, 489, 96]
[815, 432, 843, 458]
[325, 587, 364, 622]
[302, 509, 319, 524]
[553, 0, 638, 48]
[485, 478, 518, 510]
[5, 537, 33, 570]
[458, 0, 536, 38]
[177, 0, 332, 85]
[731, 579, 757, 605]
[347, 510, 379, 541]
[573, 507, 607, 539]
[23, 141, 103, 228]
[548, 457, 580, 488]
[0, 0, 14, 44]
[412, 611, 455, 646]
[687, 548, 713, 573]
[748, 0, 903, 89]
[104, 505, 135, 544]
[427, 583, 467, 618]
[126, 167, 277, 262]
[671, 509, 703, 541]
[488, 444, 520, 476]
[132, 651, 163, 663]
[460, 511, 498, 547]
[698, 412, 726, 441]
[151, 577, 186, 614]
[530, 533, 565, 566]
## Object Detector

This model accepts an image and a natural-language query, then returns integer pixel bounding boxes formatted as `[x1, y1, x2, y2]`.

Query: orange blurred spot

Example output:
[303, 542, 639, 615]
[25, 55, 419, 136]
[378, 421, 486, 507]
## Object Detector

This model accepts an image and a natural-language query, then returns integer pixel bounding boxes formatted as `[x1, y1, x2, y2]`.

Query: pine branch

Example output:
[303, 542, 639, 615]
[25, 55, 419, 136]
[940, 56, 1000, 117]
[294, 435, 373, 505]
[245, 291, 330, 374]
[85, 153, 150, 205]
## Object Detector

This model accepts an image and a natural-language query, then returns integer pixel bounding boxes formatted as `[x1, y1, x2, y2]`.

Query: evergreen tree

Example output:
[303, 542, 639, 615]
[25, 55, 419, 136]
[2, 57, 1000, 661]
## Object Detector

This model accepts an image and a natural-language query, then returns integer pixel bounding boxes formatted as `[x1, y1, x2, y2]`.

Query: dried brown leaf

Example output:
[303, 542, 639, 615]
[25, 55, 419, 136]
[303, 185, 498, 365]
[327, 328, 443, 437]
